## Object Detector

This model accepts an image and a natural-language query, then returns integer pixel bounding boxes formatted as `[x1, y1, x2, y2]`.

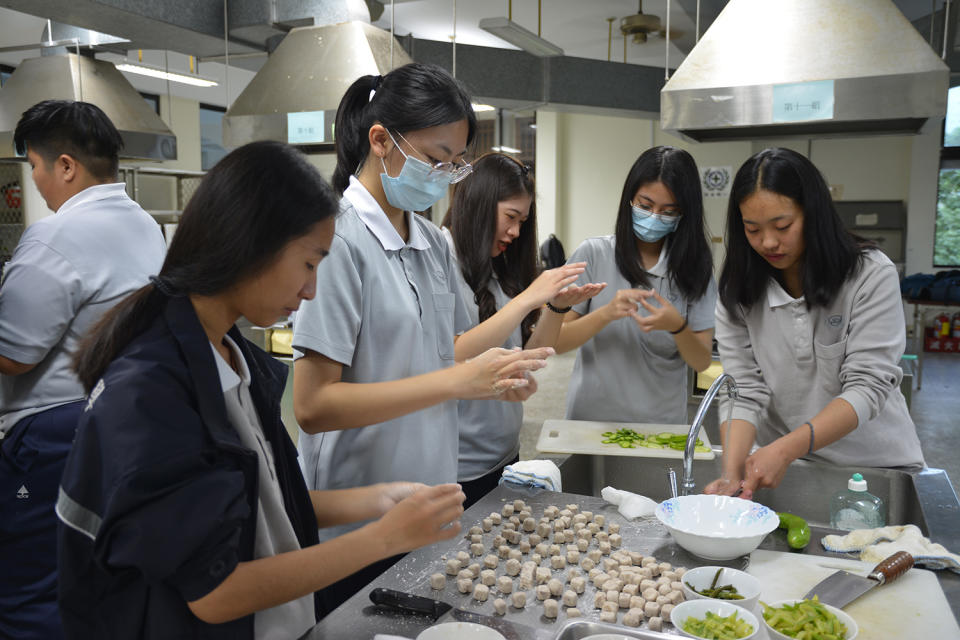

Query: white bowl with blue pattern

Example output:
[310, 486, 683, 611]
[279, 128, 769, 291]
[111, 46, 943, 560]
[655, 495, 779, 560]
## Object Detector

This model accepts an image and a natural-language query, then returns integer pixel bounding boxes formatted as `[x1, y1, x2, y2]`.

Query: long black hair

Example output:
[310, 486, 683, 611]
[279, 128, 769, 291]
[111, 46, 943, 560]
[719, 147, 870, 312]
[331, 62, 477, 195]
[74, 141, 340, 391]
[443, 153, 539, 344]
[613, 146, 712, 300]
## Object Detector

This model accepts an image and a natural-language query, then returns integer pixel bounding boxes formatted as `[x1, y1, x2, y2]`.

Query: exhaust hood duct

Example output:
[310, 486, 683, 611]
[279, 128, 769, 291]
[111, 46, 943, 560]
[660, 0, 949, 142]
[0, 54, 177, 160]
[223, 21, 412, 148]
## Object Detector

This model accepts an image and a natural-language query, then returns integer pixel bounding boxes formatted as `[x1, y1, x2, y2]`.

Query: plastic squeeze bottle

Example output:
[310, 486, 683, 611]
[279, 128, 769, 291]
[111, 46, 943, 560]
[830, 472, 886, 531]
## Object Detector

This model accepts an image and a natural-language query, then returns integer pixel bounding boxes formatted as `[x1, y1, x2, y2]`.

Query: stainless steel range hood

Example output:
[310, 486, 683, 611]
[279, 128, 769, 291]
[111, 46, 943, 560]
[223, 21, 413, 148]
[661, 0, 950, 141]
[0, 54, 177, 160]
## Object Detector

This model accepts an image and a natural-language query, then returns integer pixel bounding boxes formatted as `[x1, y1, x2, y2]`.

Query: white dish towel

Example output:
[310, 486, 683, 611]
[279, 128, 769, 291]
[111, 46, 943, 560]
[601, 486, 658, 520]
[821, 524, 960, 572]
[499, 459, 562, 492]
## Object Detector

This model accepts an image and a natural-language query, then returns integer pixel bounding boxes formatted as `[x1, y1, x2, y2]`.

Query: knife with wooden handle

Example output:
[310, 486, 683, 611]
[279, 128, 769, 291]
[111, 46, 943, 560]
[803, 551, 914, 609]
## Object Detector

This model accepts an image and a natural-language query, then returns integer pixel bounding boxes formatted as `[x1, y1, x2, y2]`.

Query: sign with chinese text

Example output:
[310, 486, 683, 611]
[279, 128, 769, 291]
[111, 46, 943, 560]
[287, 111, 332, 144]
[772, 80, 835, 123]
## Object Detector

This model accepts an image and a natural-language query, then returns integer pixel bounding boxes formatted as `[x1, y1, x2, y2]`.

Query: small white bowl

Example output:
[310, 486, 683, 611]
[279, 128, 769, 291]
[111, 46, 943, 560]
[671, 599, 760, 640]
[655, 495, 779, 560]
[680, 565, 762, 611]
[415, 621, 506, 640]
[760, 599, 858, 640]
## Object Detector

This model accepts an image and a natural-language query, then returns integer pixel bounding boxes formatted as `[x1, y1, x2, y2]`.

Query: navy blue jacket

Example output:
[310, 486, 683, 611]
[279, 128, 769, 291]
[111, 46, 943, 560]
[57, 295, 321, 639]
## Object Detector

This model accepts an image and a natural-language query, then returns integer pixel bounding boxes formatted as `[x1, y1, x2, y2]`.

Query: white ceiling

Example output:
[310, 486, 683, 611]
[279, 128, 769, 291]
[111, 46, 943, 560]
[0, 1, 947, 109]
[370, 0, 697, 67]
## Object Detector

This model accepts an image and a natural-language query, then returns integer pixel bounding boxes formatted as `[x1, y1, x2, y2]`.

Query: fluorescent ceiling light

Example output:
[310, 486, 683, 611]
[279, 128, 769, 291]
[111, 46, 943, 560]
[479, 17, 563, 57]
[116, 63, 219, 87]
[472, 103, 495, 112]
[491, 145, 522, 154]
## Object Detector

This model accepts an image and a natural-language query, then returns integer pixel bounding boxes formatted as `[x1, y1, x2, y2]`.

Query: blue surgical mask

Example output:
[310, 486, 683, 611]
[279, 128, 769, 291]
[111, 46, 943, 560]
[631, 205, 681, 242]
[380, 132, 453, 212]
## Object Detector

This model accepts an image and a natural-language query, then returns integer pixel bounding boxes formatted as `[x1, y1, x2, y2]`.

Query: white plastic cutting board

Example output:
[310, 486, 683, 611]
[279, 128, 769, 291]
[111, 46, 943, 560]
[535, 419, 714, 460]
[747, 549, 959, 639]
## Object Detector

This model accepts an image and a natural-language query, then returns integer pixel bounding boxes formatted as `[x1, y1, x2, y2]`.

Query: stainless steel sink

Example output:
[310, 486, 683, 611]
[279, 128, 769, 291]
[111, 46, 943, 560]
[556, 453, 928, 531]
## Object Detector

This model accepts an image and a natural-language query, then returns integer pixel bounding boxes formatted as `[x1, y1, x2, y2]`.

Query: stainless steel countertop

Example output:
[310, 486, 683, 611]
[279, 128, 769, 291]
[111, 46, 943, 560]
[302, 456, 960, 639]
[302, 485, 696, 640]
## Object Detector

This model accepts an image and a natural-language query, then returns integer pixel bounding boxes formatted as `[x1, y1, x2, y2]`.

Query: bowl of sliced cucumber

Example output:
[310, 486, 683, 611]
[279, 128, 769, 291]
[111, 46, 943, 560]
[671, 599, 760, 640]
[760, 598, 858, 640]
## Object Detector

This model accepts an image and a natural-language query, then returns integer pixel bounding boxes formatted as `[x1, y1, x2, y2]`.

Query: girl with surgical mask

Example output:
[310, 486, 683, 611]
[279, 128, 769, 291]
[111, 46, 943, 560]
[556, 146, 717, 425]
[291, 63, 559, 610]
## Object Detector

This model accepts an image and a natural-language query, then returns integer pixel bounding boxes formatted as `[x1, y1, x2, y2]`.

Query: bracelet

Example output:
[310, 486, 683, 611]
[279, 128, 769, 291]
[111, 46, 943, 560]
[546, 301, 572, 314]
[669, 317, 689, 335]
[805, 421, 815, 456]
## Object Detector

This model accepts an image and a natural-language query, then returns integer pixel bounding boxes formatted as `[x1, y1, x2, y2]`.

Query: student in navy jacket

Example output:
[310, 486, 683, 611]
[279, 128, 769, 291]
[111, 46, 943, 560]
[56, 141, 466, 639]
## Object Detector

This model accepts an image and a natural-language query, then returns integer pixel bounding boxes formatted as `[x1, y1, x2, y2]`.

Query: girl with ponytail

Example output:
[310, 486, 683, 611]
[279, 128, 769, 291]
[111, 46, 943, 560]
[58, 141, 467, 638]
[292, 63, 562, 608]
[441, 152, 604, 506]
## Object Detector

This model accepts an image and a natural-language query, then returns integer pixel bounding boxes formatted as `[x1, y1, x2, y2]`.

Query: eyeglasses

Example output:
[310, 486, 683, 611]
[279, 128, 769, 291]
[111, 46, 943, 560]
[632, 201, 681, 219]
[390, 130, 474, 183]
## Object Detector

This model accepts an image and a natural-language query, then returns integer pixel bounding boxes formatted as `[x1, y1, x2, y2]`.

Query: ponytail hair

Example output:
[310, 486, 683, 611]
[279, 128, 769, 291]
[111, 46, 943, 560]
[74, 141, 340, 391]
[444, 153, 539, 344]
[332, 62, 477, 195]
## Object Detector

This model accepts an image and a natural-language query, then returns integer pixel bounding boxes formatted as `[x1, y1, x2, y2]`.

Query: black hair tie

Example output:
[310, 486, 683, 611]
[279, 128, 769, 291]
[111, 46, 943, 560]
[149, 274, 183, 297]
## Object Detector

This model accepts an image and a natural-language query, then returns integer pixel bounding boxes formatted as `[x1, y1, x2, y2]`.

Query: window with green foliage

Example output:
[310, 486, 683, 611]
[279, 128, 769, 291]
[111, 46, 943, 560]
[936, 168, 960, 266]
[936, 86, 960, 266]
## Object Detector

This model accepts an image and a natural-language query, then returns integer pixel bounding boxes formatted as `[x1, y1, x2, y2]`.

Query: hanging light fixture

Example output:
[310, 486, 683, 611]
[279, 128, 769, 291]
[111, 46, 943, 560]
[480, 0, 562, 57]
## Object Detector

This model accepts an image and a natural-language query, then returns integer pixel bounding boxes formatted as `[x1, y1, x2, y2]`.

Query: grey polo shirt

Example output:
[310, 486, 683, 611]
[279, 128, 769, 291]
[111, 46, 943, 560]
[212, 336, 315, 640]
[565, 235, 717, 424]
[441, 228, 524, 482]
[715, 249, 924, 468]
[0, 183, 166, 434]
[293, 177, 470, 535]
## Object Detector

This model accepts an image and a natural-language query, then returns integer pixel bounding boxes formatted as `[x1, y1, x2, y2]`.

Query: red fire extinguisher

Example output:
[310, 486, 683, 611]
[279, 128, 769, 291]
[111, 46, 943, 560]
[935, 312, 951, 337]
[952, 312, 960, 339]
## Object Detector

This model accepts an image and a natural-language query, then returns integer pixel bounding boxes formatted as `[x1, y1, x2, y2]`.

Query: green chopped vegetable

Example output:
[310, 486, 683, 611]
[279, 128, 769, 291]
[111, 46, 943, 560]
[600, 427, 705, 451]
[682, 609, 755, 639]
[684, 568, 744, 600]
[761, 596, 848, 639]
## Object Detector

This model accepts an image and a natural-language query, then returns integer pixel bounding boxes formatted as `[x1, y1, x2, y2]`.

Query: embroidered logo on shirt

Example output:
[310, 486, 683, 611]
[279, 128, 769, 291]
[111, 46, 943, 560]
[827, 314, 843, 327]
[85, 378, 106, 412]
[16, 485, 29, 499]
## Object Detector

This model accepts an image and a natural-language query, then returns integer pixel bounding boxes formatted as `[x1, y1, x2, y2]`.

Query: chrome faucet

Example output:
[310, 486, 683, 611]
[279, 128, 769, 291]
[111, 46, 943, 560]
[680, 372, 738, 496]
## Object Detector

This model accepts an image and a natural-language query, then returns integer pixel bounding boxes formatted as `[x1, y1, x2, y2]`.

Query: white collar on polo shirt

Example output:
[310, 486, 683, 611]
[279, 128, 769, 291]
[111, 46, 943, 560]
[766, 277, 804, 308]
[56, 182, 129, 215]
[646, 241, 670, 278]
[210, 334, 252, 393]
[344, 175, 430, 252]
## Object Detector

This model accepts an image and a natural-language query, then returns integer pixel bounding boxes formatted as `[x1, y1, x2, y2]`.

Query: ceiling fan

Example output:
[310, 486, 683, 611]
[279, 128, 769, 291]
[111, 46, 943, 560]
[619, 1, 684, 43]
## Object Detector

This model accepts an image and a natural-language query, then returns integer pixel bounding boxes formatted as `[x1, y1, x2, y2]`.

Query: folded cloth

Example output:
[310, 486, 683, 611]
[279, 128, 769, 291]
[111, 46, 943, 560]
[821, 524, 960, 572]
[500, 459, 562, 492]
[600, 486, 658, 520]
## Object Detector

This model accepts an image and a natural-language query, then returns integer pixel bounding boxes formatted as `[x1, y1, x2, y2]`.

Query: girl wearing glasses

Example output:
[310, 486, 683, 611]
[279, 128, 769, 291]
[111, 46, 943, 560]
[291, 64, 566, 609]
[556, 146, 717, 426]
[705, 148, 923, 499]
[441, 153, 605, 507]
